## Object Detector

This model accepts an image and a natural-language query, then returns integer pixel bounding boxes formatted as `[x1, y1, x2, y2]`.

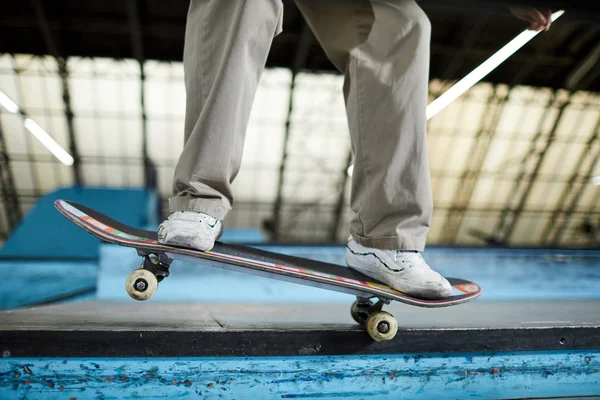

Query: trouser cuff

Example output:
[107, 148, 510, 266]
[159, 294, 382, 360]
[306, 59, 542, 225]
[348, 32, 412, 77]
[350, 232, 427, 252]
[168, 196, 231, 220]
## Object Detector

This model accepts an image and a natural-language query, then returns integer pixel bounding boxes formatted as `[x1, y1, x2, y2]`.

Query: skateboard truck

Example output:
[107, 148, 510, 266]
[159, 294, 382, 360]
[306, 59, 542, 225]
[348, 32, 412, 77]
[137, 250, 172, 281]
[351, 296, 397, 341]
[124, 251, 173, 301]
[351, 296, 384, 324]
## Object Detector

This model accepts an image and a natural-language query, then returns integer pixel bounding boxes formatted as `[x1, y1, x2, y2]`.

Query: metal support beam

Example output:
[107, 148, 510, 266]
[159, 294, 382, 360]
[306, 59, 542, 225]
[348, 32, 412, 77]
[329, 150, 353, 241]
[31, 0, 82, 186]
[0, 117, 22, 231]
[11, 55, 41, 200]
[126, 0, 156, 190]
[494, 92, 571, 243]
[437, 25, 560, 244]
[565, 39, 600, 90]
[271, 23, 313, 240]
[439, 18, 489, 82]
[540, 110, 600, 245]
[429, 19, 494, 227]
[438, 87, 507, 243]
[592, 201, 600, 246]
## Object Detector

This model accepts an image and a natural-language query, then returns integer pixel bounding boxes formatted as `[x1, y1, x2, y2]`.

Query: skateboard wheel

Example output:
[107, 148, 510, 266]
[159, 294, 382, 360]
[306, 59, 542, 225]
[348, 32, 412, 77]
[366, 311, 398, 342]
[125, 268, 158, 301]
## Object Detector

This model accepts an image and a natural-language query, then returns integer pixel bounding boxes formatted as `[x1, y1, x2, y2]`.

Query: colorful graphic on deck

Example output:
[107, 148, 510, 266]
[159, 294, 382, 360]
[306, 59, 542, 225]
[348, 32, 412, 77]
[455, 283, 481, 294]
[55, 199, 483, 306]
[61, 201, 156, 244]
[59, 200, 393, 293]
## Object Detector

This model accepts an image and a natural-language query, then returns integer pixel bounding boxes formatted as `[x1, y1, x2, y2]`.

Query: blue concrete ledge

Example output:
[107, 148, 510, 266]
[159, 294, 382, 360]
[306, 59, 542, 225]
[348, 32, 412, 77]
[1, 298, 598, 399]
[1, 351, 599, 399]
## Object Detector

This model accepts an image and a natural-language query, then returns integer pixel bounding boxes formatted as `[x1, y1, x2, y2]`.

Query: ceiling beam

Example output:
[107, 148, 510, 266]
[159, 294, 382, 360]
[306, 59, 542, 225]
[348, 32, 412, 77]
[429, 19, 496, 243]
[270, 23, 313, 240]
[126, 0, 156, 190]
[0, 117, 22, 232]
[127, 0, 144, 63]
[0, 18, 576, 67]
[31, 0, 82, 186]
[565, 38, 600, 90]
[540, 108, 600, 244]
[438, 18, 490, 82]
[438, 24, 562, 244]
[328, 150, 353, 241]
[438, 87, 507, 243]
[493, 92, 571, 243]
[10, 55, 42, 199]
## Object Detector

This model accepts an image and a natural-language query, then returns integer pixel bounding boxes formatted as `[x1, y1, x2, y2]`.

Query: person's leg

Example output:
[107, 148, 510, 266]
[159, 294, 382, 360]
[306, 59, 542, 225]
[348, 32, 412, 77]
[159, 0, 283, 250]
[294, 0, 450, 298]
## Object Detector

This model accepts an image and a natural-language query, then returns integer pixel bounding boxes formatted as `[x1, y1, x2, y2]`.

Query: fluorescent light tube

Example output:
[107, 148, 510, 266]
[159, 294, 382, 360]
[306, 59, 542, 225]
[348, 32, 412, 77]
[426, 10, 565, 120]
[0, 90, 19, 114]
[24, 118, 74, 166]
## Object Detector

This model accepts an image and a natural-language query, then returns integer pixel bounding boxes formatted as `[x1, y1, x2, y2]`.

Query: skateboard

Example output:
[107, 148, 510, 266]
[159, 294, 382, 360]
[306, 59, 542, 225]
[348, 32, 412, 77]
[55, 199, 482, 341]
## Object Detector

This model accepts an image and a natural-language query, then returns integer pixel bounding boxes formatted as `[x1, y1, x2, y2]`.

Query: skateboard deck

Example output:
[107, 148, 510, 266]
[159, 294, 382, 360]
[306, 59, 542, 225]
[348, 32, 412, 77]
[55, 199, 482, 341]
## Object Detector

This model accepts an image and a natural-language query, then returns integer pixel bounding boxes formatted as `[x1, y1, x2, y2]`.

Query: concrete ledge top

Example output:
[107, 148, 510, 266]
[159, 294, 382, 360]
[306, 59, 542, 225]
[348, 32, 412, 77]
[1, 300, 599, 357]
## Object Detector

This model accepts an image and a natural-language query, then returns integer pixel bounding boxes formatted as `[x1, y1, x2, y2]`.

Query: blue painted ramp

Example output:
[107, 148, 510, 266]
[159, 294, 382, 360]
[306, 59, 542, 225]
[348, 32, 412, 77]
[0, 186, 157, 260]
[0, 187, 157, 310]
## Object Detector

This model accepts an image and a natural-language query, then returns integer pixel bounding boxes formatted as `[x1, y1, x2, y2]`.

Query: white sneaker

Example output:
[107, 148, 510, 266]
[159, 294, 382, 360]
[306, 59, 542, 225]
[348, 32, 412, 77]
[345, 237, 452, 299]
[157, 211, 223, 251]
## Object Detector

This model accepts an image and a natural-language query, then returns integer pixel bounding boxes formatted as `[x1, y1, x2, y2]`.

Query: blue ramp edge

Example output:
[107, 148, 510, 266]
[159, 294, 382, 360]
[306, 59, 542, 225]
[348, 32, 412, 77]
[0, 187, 158, 260]
[1, 351, 599, 399]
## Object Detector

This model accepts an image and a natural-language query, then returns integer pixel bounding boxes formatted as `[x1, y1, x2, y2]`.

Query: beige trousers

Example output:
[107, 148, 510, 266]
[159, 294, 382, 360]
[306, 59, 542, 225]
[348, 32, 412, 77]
[170, 0, 433, 251]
